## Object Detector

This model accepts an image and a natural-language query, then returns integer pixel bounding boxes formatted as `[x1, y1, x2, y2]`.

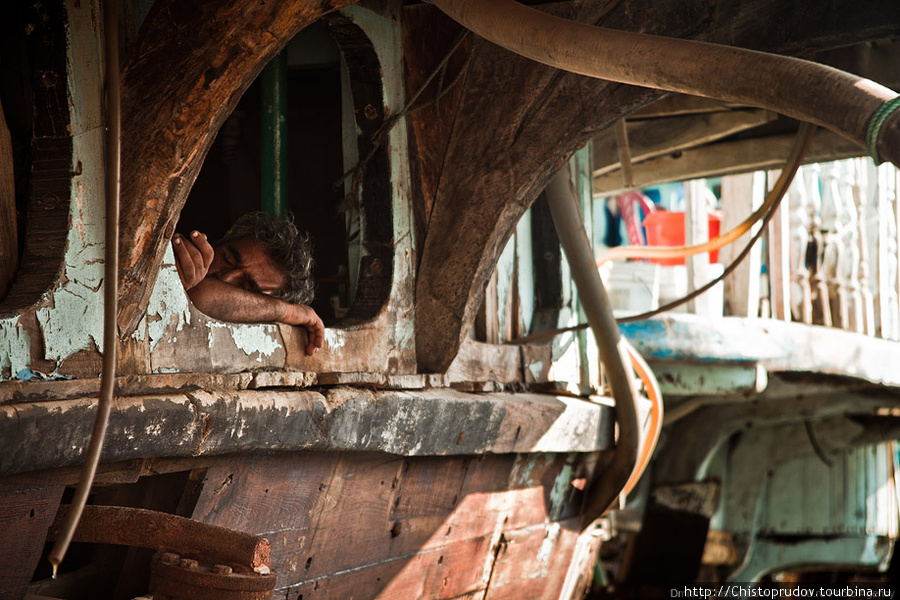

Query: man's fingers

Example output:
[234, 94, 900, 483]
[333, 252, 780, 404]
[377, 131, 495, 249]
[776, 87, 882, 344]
[174, 231, 215, 290]
[190, 230, 215, 269]
[304, 311, 325, 356]
[172, 235, 196, 285]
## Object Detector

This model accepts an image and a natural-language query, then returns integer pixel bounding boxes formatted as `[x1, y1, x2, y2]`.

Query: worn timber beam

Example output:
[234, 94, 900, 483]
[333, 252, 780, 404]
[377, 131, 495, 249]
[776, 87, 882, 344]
[627, 95, 742, 119]
[116, 0, 358, 335]
[591, 109, 775, 177]
[0, 387, 613, 478]
[593, 128, 862, 196]
[413, 0, 900, 372]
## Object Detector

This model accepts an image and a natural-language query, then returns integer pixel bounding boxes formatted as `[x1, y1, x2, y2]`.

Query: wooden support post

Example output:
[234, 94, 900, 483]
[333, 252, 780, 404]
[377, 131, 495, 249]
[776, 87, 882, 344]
[684, 179, 710, 315]
[0, 100, 17, 298]
[767, 169, 791, 321]
[720, 173, 763, 317]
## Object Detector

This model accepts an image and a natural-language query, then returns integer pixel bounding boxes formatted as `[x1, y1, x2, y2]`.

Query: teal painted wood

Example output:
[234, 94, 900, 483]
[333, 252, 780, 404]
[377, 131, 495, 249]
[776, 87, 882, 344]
[620, 314, 900, 387]
[721, 442, 897, 580]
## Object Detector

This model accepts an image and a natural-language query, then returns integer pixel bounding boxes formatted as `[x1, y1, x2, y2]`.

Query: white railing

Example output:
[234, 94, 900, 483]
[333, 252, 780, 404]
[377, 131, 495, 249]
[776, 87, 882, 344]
[751, 158, 900, 338]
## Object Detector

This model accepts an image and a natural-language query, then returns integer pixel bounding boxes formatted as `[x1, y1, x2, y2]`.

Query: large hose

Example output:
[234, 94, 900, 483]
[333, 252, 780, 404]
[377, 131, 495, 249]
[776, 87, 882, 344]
[429, 0, 900, 168]
[48, 0, 120, 574]
[545, 166, 640, 527]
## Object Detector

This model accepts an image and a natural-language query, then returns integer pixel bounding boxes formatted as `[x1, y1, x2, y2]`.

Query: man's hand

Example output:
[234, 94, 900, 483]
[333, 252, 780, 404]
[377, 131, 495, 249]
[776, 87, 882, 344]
[281, 303, 326, 357]
[172, 231, 214, 290]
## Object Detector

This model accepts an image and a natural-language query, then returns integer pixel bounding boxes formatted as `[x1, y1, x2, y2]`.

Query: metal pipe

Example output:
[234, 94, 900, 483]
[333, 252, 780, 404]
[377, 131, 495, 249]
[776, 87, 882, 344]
[430, 0, 900, 168]
[48, 0, 121, 574]
[261, 51, 288, 215]
[545, 165, 639, 527]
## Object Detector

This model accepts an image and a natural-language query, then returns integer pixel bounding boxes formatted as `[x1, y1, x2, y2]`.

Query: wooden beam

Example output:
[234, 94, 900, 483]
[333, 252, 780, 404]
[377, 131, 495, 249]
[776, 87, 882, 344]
[0, 100, 15, 299]
[719, 172, 763, 318]
[593, 129, 863, 197]
[592, 109, 774, 176]
[628, 94, 744, 119]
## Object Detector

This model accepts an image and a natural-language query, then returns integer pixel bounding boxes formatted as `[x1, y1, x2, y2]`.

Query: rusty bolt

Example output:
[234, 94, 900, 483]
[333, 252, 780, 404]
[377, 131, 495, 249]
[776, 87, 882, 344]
[159, 552, 180, 565]
[212, 564, 233, 575]
[179, 558, 200, 570]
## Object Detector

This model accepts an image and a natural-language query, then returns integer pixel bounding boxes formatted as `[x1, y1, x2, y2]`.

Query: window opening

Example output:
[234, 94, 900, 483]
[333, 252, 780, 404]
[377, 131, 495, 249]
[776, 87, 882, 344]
[181, 18, 388, 326]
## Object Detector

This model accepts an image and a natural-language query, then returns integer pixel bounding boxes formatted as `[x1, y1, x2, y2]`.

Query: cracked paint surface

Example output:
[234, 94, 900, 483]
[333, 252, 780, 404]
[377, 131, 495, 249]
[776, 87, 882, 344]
[35, 0, 106, 364]
[208, 322, 281, 362]
[145, 248, 192, 351]
[0, 321, 30, 379]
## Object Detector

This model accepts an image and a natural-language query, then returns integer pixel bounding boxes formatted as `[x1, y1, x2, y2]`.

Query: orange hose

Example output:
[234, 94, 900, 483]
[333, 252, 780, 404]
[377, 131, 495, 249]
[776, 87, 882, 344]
[620, 340, 663, 498]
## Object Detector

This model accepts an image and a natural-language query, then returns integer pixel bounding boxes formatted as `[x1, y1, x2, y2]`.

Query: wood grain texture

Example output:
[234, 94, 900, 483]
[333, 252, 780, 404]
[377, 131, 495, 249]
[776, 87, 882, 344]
[0, 100, 16, 299]
[190, 450, 596, 599]
[0, 473, 65, 600]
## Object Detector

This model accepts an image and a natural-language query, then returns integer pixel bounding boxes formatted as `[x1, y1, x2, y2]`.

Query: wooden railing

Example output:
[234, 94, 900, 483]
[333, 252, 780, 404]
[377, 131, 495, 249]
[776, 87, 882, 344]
[718, 158, 900, 338]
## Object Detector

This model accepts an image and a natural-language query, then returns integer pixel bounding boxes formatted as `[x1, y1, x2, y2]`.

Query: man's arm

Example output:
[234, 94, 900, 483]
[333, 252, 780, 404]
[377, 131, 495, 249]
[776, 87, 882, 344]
[173, 232, 324, 356]
[187, 278, 324, 356]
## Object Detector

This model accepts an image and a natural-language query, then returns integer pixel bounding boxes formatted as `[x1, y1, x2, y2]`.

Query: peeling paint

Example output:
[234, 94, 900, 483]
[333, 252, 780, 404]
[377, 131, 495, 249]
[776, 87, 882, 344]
[536, 522, 561, 576]
[549, 463, 574, 520]
[37, 282, 105, 360]
[30, 0, 107, 365]
[208, 322, 280, 361]
[0, 321, 31, 379]
[527, 360, 545, 381]
[325, 329, 347, 351]
[14, 368, 71, 382]
[145, 249, 192, 350]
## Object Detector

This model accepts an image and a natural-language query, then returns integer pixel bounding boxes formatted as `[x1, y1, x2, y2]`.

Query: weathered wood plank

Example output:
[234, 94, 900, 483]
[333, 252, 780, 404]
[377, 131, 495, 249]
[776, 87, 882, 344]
[593, 129, 863, 197]
[0, 388, 612, 478]
[619, 314, 900, 388]
[767, 169, 792, 321]
[446, 338, 521, 384]
[592, 109, 774, 176]
[191, 453, 342, 587]
[483, 520, 582, 600]
[401, 6, 470, 254]
[684, 179, 712, 315]
[719, 173, 763, 317]
[283, 536, 493, 600]
[189, 451, 593, 599]
[0, 474, 65, 600]
[0, 100, 16, 299]
[627, 94, 743, 119]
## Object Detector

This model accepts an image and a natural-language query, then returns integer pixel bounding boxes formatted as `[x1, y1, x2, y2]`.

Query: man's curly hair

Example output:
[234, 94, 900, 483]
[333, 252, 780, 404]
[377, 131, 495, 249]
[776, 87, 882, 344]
[219, 212, 315, 305]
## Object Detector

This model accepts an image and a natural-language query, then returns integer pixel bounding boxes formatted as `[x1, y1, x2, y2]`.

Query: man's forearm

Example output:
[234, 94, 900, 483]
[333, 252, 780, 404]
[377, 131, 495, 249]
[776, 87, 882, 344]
[187, 278, 292, 324]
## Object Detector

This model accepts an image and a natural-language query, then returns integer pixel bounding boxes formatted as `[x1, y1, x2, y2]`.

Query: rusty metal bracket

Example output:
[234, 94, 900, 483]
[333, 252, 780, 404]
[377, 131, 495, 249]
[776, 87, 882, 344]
[151, 552, 276, 600]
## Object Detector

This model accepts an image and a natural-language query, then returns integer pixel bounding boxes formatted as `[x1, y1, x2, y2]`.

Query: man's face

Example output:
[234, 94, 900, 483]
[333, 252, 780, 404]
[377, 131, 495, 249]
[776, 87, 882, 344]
[207, 236, 287, 296]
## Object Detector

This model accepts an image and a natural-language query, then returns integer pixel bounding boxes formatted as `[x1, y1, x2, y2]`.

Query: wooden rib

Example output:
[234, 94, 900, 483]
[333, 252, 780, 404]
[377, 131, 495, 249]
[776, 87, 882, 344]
[592, 109, 775, 176]
[628, 93, 747, 119]
[593, 129, 863, 197]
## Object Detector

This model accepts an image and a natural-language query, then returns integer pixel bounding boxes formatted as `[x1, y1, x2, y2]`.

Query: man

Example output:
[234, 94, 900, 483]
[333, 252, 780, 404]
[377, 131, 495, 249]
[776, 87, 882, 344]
[172, 212, 324, 356]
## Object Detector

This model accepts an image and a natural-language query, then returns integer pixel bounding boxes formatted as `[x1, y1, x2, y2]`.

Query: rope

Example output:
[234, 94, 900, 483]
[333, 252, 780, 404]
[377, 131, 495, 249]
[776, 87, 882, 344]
[866, 96, 900, 165]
